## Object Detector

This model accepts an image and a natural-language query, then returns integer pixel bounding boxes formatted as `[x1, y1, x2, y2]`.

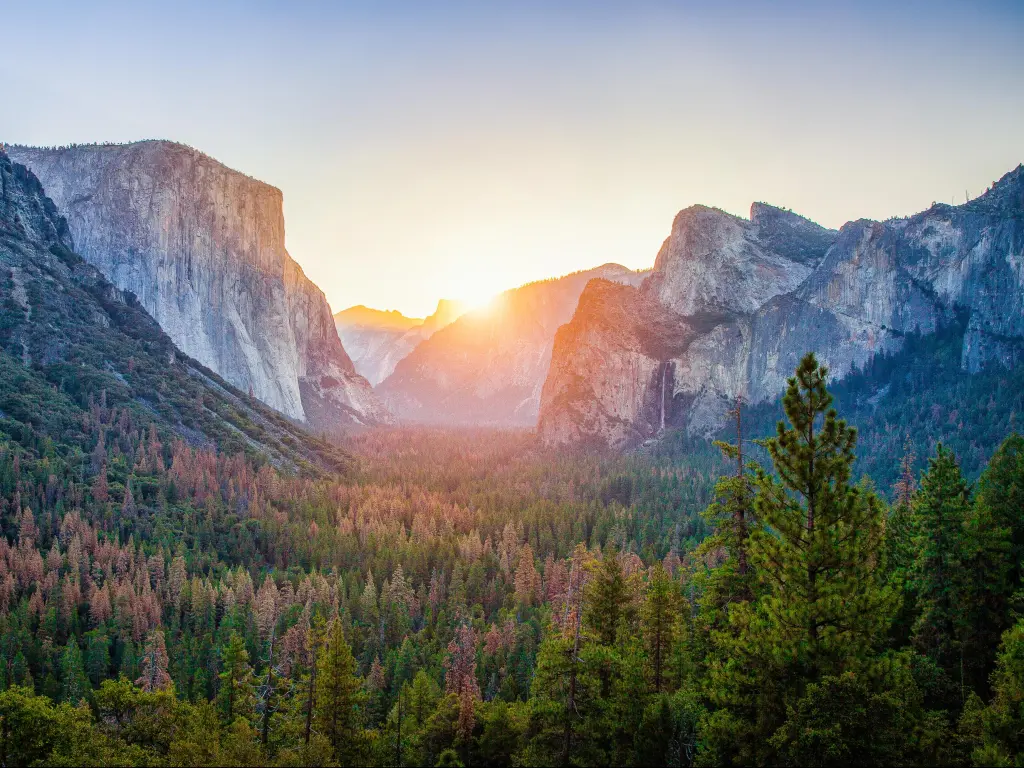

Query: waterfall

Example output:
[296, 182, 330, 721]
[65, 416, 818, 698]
[659, 361, 668, 432]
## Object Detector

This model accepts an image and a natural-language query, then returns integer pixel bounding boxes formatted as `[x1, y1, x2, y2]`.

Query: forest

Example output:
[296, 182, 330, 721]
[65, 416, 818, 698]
[0, 349, 1022, 767]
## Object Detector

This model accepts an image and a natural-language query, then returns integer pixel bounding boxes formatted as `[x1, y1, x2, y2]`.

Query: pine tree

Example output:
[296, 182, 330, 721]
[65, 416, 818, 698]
[693, 406, 760, 647]
[523, 632, 604, 767]
[976, 434, 1024, 587]
[705, 353, 898, 763]
[84, 630, 110, 688]
[136, 630, 172, 692]
[970, 432, 1024, 687]
[584, 546, 626, 647]
[973, 618, 1024, 765]
[444, 624, 481, 742]
[300, 617, 324, 747]
[315, 617, 366, 764]
[911, 445, 988, 701]
[366, 656, 387, 726]
[59, 641, 90, 704]
[514, 544, 540, 607]
[753, 354, 895, 675]
[711, 399, 753, 577]
[217, 632, 253, 723]
[884, 439, 920, 646]
[641, 564, 678, 693]
[255, 626, 288, 750]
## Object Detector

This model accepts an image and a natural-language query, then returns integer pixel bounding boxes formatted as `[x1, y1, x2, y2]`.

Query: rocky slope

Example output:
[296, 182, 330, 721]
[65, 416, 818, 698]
[0, 147, 348, 473]
[334, 299, 466, 385]
[539, 165, 1024, 448]
[378, 264, 647, 425]
[7, 141, 388, 432]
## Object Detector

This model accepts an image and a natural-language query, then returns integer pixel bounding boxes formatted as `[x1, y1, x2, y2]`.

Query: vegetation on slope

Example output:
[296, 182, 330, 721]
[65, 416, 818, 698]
[654, 315, 1024, 495]
[0, 348, 1020, 766]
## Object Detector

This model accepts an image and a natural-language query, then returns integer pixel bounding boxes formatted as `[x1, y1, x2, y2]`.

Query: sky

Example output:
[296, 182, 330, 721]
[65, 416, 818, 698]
[2, 1, 1023, 318]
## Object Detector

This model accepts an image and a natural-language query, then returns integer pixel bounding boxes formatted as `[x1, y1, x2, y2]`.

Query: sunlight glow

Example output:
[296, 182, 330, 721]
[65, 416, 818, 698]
[445, 271, 504, 315]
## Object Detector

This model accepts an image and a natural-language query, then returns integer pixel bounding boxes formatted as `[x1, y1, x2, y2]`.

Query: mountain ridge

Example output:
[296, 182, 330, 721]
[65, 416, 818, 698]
[539, 163, 1024, 448]
[379, 263, 649, 426]
[334, 298, 468, 385]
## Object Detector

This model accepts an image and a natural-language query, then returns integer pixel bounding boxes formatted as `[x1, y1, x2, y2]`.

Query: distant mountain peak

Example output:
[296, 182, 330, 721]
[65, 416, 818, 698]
[335, 305, 423, 331]
[425, 299, 470, 330]
[377, 265, 648, 427]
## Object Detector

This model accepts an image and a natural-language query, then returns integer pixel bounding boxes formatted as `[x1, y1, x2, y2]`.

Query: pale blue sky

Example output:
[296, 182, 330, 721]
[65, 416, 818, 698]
[3, 1, 1022, 316]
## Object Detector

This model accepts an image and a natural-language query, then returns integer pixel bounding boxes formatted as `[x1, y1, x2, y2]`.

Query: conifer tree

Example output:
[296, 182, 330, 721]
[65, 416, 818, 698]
[84, 630, 110, 688]
[523, 632, 603, 767]
[712, 399, 752, 577]
[971, 433, 1024, 684]
[584, 546, 626, 647]
[973, 618, 1024, 764]
[315, 617, 366, 764]
[753, 354, 894, 674]
[705, 353, 897, 762]
[911, 445, 988, 700]
[59, 641, 90, 704]
[136, 630, 172, 693]
[976, 434, 1024, 586]
[216, 632, 253, 723]
[255, 626, 287, 749]
[641, 563, 678, 693]
[300, 617, 324, 747]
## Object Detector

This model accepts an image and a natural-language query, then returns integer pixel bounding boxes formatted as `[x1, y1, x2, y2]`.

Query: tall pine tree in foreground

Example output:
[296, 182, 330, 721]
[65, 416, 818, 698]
[702, 353, 900, 764]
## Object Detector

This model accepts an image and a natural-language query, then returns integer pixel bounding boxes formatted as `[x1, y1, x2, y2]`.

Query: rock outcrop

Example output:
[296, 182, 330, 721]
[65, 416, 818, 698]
[539, 164, 1024, 448]
[378, 264, 648, 426]
[7, 140, 388, 431]
[334, 300, 466, 386]
[0, 147, 349, 473]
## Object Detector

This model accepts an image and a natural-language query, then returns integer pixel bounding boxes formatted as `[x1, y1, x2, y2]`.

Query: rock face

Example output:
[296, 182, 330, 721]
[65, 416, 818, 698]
[378, 264, 648, 426]
[334, 300, 466, 386]
[0, 147, 349, 472]
[7, 141, 388, 431]
[539, 165, 1024, 448]
[645, 203, 824, 316]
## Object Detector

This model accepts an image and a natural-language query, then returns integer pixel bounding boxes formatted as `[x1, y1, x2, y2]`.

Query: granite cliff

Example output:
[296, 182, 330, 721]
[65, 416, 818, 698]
[7, 140, 388, 432]
[539, 165, 1024, 448]
[0, 147, 348, 473]
[378, 264, 647, 426]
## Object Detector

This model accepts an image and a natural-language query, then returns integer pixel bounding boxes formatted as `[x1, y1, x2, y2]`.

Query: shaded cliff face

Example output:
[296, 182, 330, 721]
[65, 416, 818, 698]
[0, 148, 349, 473]
[539, 165, 1024, 448]
[538, 279, 722, 447]
[378, 264, 647, 426]
[334, 300, 465, 386]
[8, 141, 387, 430]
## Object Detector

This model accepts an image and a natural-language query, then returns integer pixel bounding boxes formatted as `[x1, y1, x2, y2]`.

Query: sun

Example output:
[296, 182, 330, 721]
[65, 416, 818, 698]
[461, 291, 499, 313]
[446, 273, 502, 315]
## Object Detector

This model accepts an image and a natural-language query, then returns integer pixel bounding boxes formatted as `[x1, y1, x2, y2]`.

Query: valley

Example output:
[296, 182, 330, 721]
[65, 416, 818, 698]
[0, 141, 1022, 767]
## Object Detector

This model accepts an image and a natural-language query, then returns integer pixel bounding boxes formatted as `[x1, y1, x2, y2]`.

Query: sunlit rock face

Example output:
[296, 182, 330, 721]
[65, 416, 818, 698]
[8, 141, 388, 430]
[539, 165, 1024, 448]
[378, 264, 648, 426]
[645, 203, 825, 316]
[335, 300, 467, 386]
